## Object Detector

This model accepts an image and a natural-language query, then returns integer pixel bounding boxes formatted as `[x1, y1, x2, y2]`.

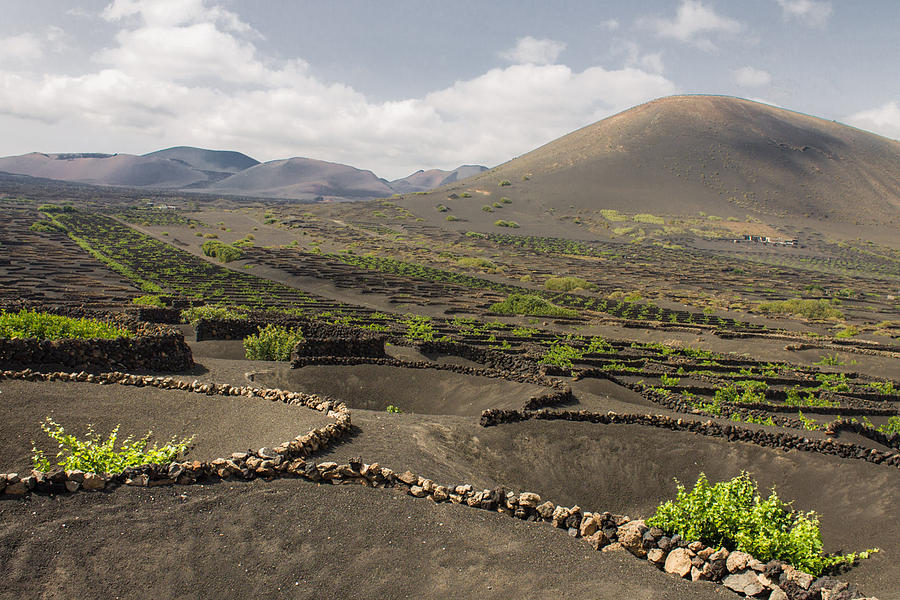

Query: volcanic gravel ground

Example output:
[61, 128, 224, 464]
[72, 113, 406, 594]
[0, 380, 329, 472]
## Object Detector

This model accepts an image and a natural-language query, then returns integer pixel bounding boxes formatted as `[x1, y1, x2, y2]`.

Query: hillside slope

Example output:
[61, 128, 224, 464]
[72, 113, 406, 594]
[405, 95, 900, 228]
[392, 165, 488, 193]
[205, 157, 395, 201]
[143, 146, 260, 173]
[0, 152, 209, 188]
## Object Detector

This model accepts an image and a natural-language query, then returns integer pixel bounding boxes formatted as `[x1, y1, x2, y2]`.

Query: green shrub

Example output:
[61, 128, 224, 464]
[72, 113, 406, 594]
[435, 204, 449, 212]
[660, 374, 681, 387]
[29, 220, 64, 233]
[757, 298, 843, 320]
[386, 405, 403, 413]
[460, 192, 472, 198]
[544, 276, 595, 292]
[633, 213, 665, 224]
[201, 240, 243, 263]
[878, 415, 900, 435]
[32, 417, 193, 474]
[498, 180, 511, 187]
[500, 197, 511, 204]
[0, 309, 131, 340]
[539, 341, 583, 369]
[482, 205, 494, 212]
[494, 220, 519, 228]
[402, 315, 435, 341]
[180, 305, 249, 325]
[648, 472, 877, 576]
[814, 353, 845, 366]
[714, 381, 767, 404]
[243, 324, 304, 361]
[835, 325, 859, 339]
[456, 256, 498, 271]
[599, 209, 627, 222]
[132, 294, 165, 308]
[490, 293, 577, 318]
[445, 215, 460, 221]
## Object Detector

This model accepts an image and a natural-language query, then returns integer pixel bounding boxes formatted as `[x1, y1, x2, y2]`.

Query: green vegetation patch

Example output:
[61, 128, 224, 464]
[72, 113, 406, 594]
[243, 324, 304, 361]
[493, 220, 519, 228]
[202, 240, 244, 263]
[131, 294, 165, 308]
[544, 276, 596, 292]
[180, 305, 249, 325]
[648, 472, 876, 576]
[32, 417, 193, 474]
[633, 213, 665, 224]
[757, 298, 843, 320]
[0, 309, 132, 340]
[490, 293, 577, 318]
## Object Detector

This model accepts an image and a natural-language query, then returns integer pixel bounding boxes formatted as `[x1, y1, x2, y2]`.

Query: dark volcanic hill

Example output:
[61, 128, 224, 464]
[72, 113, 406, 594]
[391, 165, 488, 193]
[205, 157, 395, 200]
[0, 152, 209, 189]
[143, 146, 260, 173]
[406, 95, 900, 228]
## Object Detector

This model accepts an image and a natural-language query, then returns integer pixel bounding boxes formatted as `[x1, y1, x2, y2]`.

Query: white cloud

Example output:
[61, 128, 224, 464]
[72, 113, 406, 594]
[619, 42, 665, 74]
[600, 19, 620, 31]
[0, 33, 44, 63]
[733, 66, 771, 87]
[499, 36, 566, 65]
[846, 101, 900, 140]
[0, 1, 677, 178]
[775, 0, 832, 28]
[642, 0, 742, 50]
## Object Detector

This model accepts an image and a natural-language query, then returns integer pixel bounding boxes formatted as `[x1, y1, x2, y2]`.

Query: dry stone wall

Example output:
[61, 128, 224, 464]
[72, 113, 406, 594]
[0, 332, 193, 372]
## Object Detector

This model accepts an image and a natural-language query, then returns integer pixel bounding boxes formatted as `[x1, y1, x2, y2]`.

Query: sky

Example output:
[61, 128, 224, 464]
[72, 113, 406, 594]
[1, 0, 899, 180]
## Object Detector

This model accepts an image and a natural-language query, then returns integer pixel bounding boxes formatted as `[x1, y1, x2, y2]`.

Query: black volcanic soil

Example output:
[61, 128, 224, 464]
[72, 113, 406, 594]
[0, 480, 736, 600]
[252, 364, 547, 415]
[1, 347, 898, 599]
[0, 379, 328, 473]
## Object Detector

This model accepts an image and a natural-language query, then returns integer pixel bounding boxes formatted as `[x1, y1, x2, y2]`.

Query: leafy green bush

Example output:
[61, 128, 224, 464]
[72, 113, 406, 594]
[32, 417, 193, 473]
[714, 382, 767, 404]
[243, 324, 304, 361]
[539, 341, 583, 369]
[131, 294, 165, 307]
[386, 405, 403, 413]
[490, 293, 577, 318]
[878, 415, 900, 435]
[402, 315, 436, 341]
[202, 239, 244, 263]
[0, 309, 131, 340]
[544, 276, 595, 292]
[633, 213, 665, 224]
[456, 256, 498, 271]
[445, 215, 460, 221]
[180, 304, 249, 325]
[648, 472, 876, 576]
[757, 298, 843, 320]
[482, 205, 494, 212]
[660, 374, 681, 387]
[494, 220, 519, 228]
[498, 180, 511, 186]
[29, 220, 64, 233]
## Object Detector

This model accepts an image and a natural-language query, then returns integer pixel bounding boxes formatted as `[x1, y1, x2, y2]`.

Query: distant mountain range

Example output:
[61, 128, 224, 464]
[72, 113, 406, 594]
[0, 146, 486, 201]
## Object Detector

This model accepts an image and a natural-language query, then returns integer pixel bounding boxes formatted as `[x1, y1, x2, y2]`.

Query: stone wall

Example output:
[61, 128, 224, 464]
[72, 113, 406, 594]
[0, 332, 193, 372]
[479, 408, 900, 468]
[291, 337, 387, 359]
